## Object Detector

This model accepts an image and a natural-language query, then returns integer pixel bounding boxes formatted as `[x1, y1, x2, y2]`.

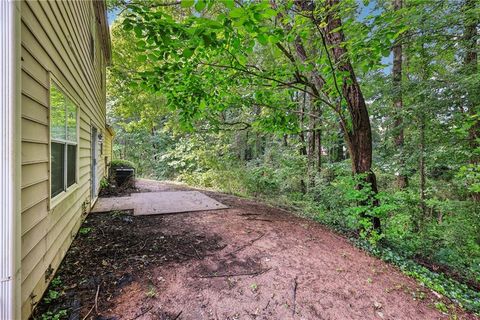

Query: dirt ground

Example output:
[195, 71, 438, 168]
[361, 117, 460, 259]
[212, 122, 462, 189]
[34, 179, 478, 320]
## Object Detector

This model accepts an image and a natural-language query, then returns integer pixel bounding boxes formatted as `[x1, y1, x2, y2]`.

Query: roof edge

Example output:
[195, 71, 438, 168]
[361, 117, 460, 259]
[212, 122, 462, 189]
[93, 0, 112, 65]
[106, 124, 115, 137]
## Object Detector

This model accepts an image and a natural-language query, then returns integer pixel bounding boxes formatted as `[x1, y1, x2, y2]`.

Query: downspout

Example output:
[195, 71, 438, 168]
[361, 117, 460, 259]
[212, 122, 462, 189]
[0, 1, 21, 319]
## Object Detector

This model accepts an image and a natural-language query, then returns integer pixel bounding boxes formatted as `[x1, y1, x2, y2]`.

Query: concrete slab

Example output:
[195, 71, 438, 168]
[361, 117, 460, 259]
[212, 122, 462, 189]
[91, 191, 228, 215]
[91, 196, 134, 213]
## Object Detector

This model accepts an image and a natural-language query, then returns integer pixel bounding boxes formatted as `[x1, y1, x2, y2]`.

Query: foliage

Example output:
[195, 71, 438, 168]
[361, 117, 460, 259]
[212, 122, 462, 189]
[110, 159, 136, 171]
[352, 238, 480, 314]
[40, 309, 67, 320]
[39, 276, 68, 319]
[100, 177, 109, 189]
[458, 163, 480, 194]
[78, 227, 92, 235]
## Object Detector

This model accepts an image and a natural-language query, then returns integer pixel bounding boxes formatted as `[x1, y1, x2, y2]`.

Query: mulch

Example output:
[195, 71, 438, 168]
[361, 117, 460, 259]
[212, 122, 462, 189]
[32, 210, 223, 320]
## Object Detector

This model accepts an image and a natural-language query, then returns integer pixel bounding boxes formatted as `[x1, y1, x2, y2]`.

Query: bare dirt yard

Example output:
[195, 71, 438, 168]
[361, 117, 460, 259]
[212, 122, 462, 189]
[34, 179, 478, 320]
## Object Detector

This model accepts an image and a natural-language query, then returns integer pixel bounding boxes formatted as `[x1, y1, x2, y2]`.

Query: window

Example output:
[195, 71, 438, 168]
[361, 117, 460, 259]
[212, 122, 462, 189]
[50, 83, 78, 198]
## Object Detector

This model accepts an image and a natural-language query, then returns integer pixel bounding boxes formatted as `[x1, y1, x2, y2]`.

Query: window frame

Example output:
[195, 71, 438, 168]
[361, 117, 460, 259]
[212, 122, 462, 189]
[49, 76, 80, 208]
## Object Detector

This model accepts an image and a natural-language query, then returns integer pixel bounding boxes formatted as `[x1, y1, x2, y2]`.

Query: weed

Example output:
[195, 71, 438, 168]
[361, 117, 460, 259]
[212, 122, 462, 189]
[40, 309, 67, 320]
[145, 284, 157, 298]
[50, 277, 62, 288]
[43, 290, 61, 304]
[79, 227, 92, 235]
[435, 302, 448, 313]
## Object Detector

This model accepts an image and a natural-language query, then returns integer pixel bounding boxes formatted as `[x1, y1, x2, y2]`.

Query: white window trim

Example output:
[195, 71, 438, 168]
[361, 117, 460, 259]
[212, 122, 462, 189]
[49, 75, 80, 209]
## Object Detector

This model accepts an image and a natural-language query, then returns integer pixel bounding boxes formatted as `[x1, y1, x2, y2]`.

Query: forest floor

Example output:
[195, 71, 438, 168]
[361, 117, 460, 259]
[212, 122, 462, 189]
[35, 179, 478, 320]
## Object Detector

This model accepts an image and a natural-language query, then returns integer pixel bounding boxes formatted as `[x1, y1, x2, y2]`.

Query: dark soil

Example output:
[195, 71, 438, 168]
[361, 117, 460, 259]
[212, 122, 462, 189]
[33, 179, 478, 320]
[33, 209, 223, 320]
[98, 180, 138, 198]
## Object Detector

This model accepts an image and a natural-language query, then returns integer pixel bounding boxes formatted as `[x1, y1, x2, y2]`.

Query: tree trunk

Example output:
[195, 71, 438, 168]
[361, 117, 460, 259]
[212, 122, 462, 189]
[324, 0, 381, 231]
[392, 0, 408, 189]
[255, 132, 262, 159]
[299, 91, 308, 194]
[315, 107, 322, 173]
[419, 112, 426, 227]
[330, 122, 345, 163]
[151, 127, 159, 161]
[337, 123, 346, 161]
[307, 95, 316, 187]
[463, 0, 479, 201]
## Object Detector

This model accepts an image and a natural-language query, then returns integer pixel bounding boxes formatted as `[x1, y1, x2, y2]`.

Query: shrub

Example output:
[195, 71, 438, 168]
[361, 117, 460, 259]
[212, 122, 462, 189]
[110, 159, 136, 171]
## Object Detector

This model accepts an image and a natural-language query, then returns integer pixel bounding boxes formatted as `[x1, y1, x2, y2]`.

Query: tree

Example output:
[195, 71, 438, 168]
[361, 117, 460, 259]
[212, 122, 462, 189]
[392, 0, 408, 189]
[322, 0, 381, 230]
[463, 0, 479, 201]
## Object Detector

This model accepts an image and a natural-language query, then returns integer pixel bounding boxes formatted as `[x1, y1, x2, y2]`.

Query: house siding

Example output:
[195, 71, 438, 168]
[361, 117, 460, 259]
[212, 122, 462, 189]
[20, 1, 108, 318]
[104, 127, 114, 177]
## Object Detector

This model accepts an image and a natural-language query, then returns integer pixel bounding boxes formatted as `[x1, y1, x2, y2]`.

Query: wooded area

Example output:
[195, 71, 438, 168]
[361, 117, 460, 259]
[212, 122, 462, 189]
[106, 0, 479, 313]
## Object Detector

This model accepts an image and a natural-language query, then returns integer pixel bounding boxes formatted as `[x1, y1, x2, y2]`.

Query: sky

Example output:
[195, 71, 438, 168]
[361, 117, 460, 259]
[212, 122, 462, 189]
[108, 8, 120, 25]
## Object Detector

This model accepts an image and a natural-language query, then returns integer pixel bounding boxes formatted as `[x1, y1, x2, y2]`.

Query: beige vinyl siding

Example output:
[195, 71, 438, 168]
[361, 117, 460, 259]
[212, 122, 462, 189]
[104, 128, 114, 176]
[20, 1, 108, 318]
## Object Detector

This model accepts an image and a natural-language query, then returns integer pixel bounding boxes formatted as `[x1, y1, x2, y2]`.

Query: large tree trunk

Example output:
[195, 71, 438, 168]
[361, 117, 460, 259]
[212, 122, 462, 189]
[299, 91, 308, 194]
[330, 122, 346, 162]
[418, 112, 426, 229]
[307, 95, 316, 187]
[463, 0, 479, 201]
[392, 0, 408, 189]
[324, 0, 381, 231]
[315, 107, 322, 173]
[151, 127, 159, 161]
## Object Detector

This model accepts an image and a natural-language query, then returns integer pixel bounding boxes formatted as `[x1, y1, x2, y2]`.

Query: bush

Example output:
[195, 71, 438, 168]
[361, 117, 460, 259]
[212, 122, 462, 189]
[110, 159, 136, 171]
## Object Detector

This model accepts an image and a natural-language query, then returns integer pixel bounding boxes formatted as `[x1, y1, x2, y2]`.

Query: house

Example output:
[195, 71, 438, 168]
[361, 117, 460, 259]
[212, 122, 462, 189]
[0, 1, 113, 318]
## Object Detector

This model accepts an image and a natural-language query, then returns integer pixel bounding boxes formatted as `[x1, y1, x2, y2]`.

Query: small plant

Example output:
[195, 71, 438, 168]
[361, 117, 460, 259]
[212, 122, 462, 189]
[40, 309, 67, 320]
[145, 284, 157, 298]
[100, 177, 109, 189]
[79, 227, 92, 235]
[43, 290, 61, 304]
[434, 302, 448, 313]
[50, 277, 62, 287]
[412, 290, 426, 300]
[250, 283, 258, 292]
[112, 210, 126, 217]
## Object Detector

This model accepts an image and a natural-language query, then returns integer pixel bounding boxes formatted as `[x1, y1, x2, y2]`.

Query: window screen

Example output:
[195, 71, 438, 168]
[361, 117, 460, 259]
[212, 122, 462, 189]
[51, 142, 65, 197]
[50, 82, 78, 198]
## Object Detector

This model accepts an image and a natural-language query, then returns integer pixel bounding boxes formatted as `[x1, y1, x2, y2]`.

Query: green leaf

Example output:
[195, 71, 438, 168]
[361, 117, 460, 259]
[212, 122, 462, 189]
[229, 8, 244, 18]
[237, 54, 247, 65]
[183, 48, 194, 58]
[222, 0, 235, 9]
[134, 26, 143, 37]
[199, 99, 207, 110]
[262, 8, 277, 18]
[195, 0, 206, 12]
[257, 33, 268, 45]
[181, 0, 194, 8]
